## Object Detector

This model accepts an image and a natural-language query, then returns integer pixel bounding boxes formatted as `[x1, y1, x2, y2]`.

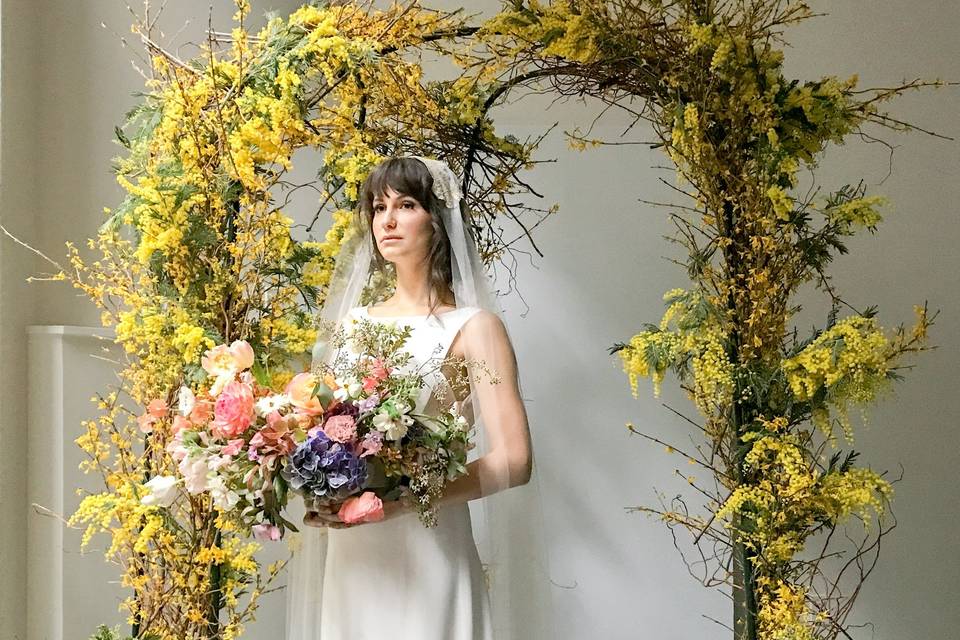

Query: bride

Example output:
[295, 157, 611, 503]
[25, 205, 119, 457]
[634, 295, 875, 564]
[284, 156, 556, 639]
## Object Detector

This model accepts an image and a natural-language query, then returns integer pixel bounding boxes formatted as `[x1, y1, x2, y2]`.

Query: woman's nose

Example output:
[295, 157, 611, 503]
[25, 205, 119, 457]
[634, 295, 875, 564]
[383, 205, 399, 226]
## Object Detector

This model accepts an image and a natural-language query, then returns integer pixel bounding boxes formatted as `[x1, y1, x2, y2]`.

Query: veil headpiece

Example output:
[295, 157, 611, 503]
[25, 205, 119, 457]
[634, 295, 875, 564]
[284, 155, 557, 639]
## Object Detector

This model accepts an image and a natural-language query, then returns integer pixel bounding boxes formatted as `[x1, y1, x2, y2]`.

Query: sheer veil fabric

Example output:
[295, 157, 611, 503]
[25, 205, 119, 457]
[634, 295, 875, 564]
[283, 155, 557, 639]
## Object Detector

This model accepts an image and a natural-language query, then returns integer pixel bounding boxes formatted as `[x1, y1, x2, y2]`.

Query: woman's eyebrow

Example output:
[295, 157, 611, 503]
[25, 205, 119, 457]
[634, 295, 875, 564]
[374, 195, 413, 203]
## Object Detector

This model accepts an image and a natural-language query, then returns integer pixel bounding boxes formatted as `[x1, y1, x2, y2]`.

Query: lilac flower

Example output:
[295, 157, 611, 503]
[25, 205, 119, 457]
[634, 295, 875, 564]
[358, 430, 383, 458]
[357, 393, 380, 413]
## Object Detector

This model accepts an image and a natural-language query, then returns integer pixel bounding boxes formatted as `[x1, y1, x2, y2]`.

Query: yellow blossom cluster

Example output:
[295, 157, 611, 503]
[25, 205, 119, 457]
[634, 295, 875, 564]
[766, 185, 794, 222]
[755, 577, 816, 640]
[481, 1, 603, 65]
[817, 466, 893, 526]
[825, 194, 888, 232]
[670, 102, 707, 170]
[782, 315, 893, 442]
[619, 288, 734, 413]
[716, 413, 892, 575]
[620, 328, 682, 399]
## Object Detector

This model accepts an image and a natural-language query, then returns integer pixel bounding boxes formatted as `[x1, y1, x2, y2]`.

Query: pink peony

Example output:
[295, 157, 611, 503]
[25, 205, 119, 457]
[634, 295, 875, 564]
[252, 523, 282, 541]
[211, 380, 255, 438]
[323, 414, 357, 443]
[338, 491, 384, 524]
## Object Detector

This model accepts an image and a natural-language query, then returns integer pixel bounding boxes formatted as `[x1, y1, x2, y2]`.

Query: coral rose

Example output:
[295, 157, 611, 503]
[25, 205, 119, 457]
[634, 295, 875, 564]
[338, 491, 385, 524]
[285, 372, 333, 416]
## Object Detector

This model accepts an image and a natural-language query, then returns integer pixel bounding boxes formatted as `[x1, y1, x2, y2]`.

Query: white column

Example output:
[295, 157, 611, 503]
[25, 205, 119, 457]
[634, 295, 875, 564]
[27, 326, 125, 640]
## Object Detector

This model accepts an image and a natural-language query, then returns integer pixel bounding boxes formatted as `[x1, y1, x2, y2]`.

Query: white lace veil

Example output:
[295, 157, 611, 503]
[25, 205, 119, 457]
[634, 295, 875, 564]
[283, 155, 557, 638]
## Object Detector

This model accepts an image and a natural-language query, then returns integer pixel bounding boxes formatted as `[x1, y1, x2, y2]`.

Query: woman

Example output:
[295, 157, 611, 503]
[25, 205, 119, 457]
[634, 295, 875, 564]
[284, 156, 555, 640]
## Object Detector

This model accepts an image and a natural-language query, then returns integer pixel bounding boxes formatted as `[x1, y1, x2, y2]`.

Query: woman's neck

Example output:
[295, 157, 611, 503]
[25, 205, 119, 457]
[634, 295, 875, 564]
[384, 261, 453, 311]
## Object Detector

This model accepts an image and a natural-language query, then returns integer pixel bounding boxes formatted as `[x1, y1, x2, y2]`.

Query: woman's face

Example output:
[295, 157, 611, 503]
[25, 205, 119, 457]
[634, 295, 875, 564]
[372, 185, 433, 264]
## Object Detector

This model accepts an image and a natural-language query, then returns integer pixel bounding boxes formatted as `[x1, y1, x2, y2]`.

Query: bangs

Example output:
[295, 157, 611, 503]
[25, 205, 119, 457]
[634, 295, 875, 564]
[360, 157, 434, 219]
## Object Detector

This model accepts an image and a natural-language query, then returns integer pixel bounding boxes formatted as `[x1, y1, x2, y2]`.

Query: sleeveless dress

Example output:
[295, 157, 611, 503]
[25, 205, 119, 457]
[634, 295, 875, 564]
[317, 304, 495, 640]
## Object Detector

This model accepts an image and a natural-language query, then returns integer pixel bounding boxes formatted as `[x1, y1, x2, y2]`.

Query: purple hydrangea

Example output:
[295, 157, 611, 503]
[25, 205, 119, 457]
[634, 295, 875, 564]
[281, 430, 367, 501]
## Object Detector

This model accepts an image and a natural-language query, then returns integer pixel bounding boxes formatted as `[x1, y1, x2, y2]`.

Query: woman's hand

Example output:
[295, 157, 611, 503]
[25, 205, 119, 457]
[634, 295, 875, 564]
[303, 500, 344, 529]
[303, 496, 410, 529]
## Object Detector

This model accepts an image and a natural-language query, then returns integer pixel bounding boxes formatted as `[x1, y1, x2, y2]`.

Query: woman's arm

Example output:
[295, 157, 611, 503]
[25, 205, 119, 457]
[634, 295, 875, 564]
[437, 310, 532, 510]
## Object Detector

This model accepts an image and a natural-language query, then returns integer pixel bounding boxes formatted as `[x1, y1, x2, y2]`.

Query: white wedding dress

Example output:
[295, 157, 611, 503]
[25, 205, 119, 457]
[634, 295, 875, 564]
[314, 304, 494, 640]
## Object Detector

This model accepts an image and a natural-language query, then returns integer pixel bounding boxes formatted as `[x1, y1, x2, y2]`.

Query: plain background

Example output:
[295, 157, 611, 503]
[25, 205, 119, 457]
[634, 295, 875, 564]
[1, 1, 957, 638]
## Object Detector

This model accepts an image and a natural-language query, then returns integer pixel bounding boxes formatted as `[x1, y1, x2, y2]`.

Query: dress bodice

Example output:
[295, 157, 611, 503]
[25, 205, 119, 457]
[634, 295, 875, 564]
[343, 305, 484, 419]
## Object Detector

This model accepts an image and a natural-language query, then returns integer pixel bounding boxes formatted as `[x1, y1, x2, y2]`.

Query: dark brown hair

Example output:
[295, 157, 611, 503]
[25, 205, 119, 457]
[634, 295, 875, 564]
[357, 156, 456, 319]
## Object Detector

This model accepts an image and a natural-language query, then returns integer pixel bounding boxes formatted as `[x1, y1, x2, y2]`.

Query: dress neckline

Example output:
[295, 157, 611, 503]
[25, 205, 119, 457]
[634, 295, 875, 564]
[362, 304, 463, 319]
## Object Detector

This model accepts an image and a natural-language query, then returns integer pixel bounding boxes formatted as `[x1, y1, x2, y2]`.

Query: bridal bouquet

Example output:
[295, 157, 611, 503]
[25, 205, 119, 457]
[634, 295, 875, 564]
[281, 315, 477, 529]
[139, 317, 477, 540]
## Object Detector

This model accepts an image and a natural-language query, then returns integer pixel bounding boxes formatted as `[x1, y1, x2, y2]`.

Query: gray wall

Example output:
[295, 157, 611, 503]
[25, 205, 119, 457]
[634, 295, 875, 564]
[1, 1, 957, 638]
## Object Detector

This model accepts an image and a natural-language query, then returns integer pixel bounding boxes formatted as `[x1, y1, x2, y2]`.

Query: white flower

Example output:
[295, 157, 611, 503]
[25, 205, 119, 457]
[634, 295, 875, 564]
[179, 455, 210, 494]
[177, 385, 195, 417]
[140, 475, 179, 507]
[372, 401, 414, 441]
[255, 393, 290, 417]
[207, 475, 241, 511]
[206, 454, 232, 473]
[334, 376, 362, 402]
[454, 415, 469, 431]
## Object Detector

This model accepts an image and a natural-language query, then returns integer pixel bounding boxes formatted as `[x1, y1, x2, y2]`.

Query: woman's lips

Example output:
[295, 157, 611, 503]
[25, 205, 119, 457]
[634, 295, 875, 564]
[382, 237, 401, 242]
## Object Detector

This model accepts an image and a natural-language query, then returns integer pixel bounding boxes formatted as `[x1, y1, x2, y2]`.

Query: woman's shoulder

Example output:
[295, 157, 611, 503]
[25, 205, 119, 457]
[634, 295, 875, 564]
[460, 307, 507, 332]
